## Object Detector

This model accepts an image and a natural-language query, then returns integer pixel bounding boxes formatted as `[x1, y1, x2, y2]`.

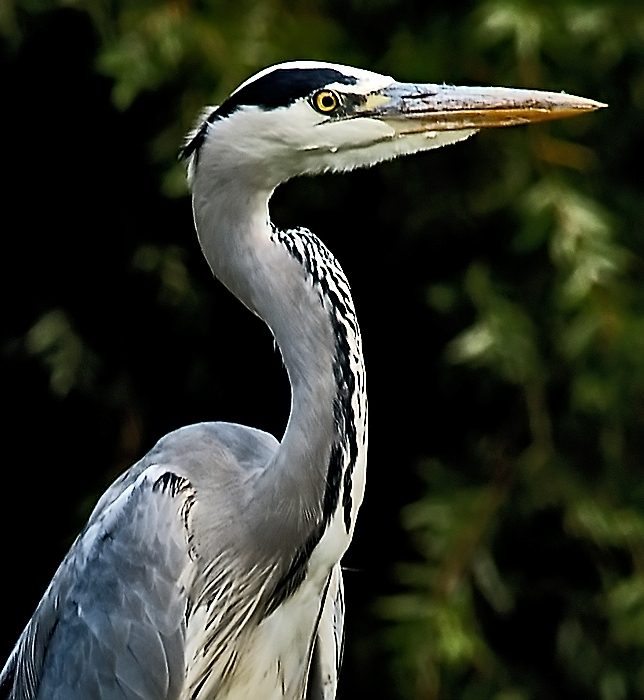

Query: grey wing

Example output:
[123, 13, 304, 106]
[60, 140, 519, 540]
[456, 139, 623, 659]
[0, 464, 196, 700]
[306, 564, 345, 700]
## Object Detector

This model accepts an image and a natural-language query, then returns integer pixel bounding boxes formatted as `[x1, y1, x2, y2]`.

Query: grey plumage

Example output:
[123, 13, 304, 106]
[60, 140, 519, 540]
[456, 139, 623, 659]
[0, 61, 603, 700]
[3, 420, 347, 699]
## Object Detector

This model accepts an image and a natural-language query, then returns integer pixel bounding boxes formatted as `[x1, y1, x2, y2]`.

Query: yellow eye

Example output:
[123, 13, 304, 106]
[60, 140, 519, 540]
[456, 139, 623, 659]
[313, 90, 340, 114]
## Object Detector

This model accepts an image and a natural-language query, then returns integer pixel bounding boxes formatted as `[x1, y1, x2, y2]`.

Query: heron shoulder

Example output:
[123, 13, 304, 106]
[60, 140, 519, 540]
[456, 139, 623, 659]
[0, 422, 280, 700]
[147, 421, 279, 476]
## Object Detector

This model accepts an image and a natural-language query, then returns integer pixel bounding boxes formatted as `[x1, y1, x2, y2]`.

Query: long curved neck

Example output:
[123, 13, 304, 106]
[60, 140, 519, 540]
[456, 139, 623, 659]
[192, 171, 366, 542]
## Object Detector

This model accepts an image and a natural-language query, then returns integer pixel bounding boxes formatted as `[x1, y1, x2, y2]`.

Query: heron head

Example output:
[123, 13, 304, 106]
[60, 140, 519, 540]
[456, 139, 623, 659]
[183, 61, 604, 189]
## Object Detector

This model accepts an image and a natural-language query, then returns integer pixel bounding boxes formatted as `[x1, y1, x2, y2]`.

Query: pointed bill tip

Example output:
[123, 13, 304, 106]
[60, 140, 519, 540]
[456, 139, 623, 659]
[480, 89, 607, 127]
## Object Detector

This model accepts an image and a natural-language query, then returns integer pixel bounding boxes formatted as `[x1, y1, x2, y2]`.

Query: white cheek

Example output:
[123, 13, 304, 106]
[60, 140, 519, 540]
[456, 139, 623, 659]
[301, 117, 395, 152]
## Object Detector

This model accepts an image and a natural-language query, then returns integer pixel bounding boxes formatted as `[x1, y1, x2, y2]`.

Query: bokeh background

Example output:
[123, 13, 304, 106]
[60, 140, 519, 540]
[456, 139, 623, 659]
[2, 1, 644, 698]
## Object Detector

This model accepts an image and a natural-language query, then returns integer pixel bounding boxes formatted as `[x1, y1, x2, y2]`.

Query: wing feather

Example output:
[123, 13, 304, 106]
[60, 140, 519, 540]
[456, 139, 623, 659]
[0, 465, 196, 700]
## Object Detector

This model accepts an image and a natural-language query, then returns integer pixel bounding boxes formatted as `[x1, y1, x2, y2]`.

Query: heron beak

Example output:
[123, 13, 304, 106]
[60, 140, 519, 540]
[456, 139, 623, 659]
[363, 82, 606, 133]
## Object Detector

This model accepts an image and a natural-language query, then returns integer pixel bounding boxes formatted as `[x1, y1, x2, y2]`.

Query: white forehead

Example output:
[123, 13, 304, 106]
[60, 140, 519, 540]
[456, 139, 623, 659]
[233, 61, 394, 96]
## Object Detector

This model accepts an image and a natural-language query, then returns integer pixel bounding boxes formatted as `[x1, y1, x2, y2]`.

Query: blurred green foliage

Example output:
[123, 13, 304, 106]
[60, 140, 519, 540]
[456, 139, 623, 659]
[2, 0, 644, 699]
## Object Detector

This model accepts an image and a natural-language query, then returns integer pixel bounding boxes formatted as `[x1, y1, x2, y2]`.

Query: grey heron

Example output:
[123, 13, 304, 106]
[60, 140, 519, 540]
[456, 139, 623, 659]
[0, 61, 603, 700]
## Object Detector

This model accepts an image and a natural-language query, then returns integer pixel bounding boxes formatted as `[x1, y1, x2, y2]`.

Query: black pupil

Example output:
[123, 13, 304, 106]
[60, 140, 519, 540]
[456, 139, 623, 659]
[321, 93, 335, 109]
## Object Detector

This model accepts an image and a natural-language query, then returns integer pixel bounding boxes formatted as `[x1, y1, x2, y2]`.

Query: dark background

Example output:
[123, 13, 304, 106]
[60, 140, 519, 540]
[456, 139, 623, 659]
[2, 1, 644, 698]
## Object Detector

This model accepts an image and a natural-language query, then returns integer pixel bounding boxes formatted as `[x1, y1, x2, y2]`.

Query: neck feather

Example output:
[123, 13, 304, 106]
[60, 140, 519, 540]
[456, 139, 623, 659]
[191, 173, 367, 548]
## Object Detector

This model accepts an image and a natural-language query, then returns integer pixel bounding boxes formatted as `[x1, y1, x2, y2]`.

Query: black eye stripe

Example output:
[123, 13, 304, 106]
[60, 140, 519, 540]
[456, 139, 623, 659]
[214, 68, 357, 119]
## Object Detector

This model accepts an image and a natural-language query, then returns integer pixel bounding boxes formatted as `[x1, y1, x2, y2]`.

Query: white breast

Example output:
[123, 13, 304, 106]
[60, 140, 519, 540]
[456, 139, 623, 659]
[184, 560, 333, 700]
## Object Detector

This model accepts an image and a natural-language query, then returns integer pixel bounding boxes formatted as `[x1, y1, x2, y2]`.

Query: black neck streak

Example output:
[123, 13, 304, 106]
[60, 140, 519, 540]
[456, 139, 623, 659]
[265, 226, 363, 615]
